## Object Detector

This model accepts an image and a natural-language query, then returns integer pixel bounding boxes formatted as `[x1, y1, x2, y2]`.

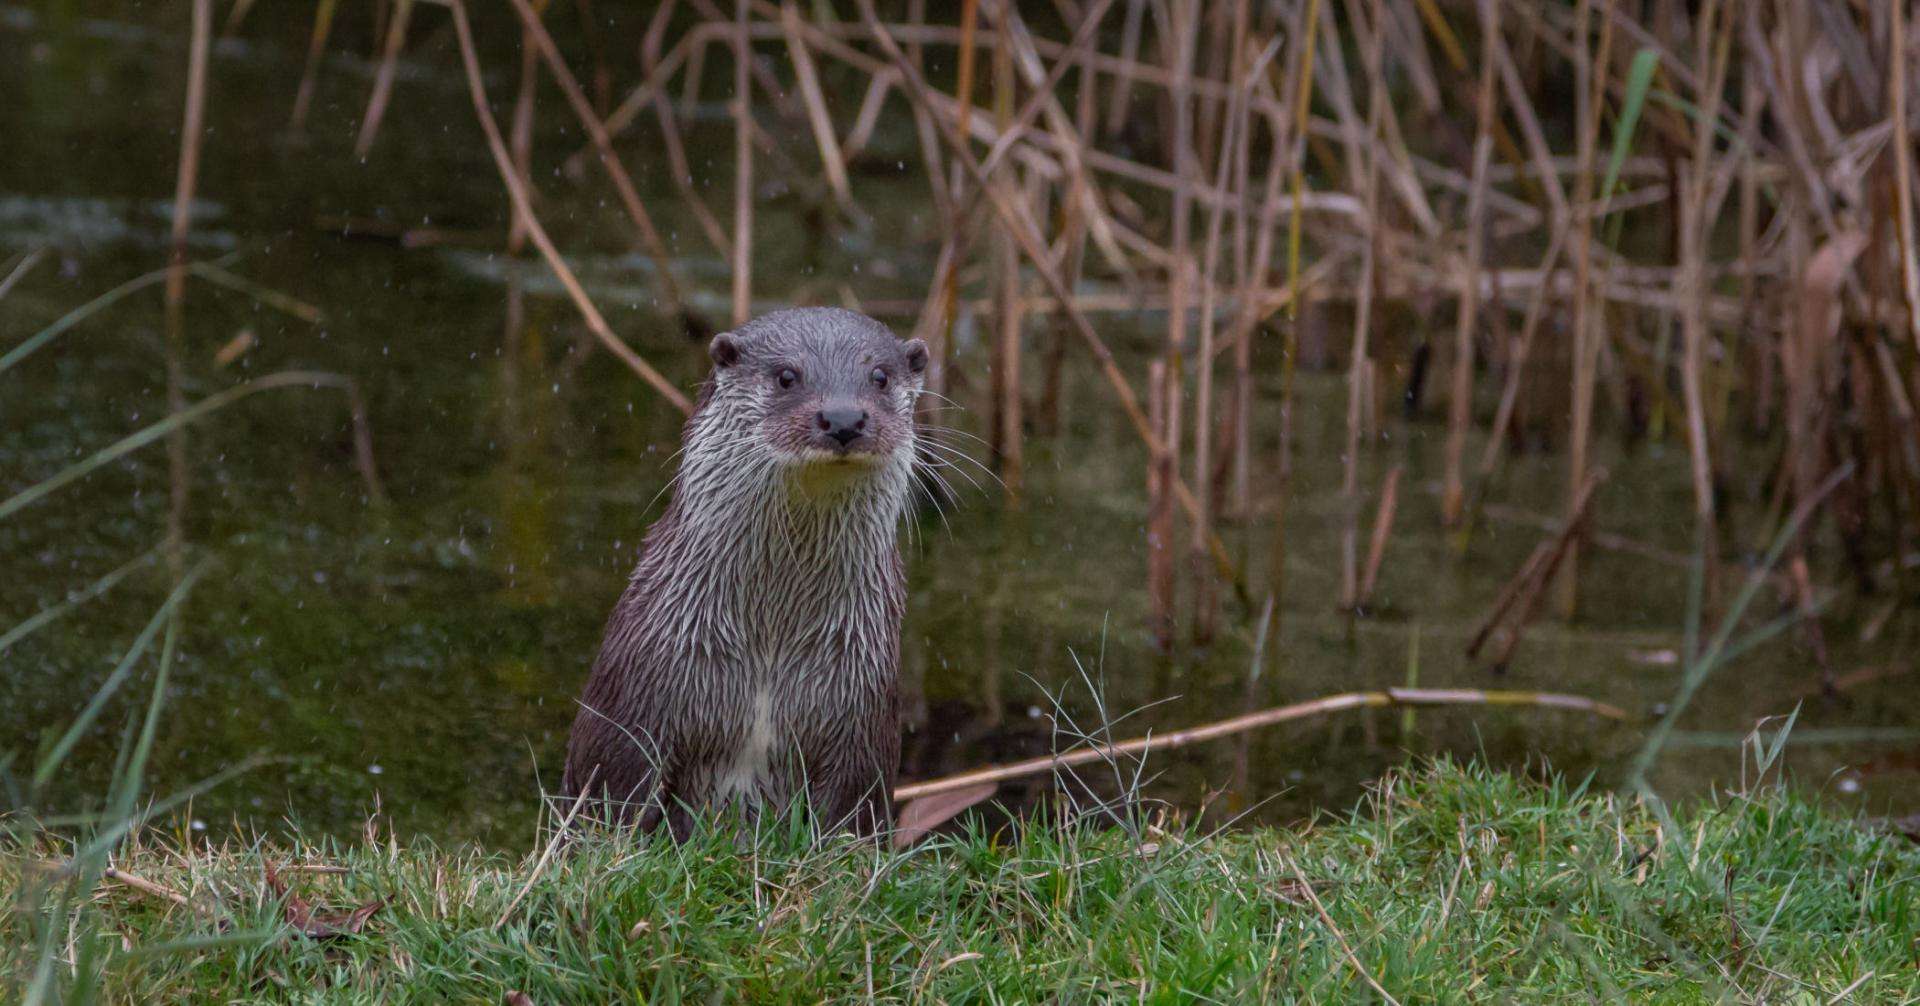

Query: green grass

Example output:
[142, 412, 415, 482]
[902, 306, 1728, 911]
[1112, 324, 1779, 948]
[6, 761, 1915, 1003]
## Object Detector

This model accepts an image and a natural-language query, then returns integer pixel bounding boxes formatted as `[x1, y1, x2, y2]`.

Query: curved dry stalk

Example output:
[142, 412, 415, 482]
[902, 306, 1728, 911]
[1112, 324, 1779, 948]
[505, 0, 700, 329]
[893, 686, 1630, 801]
[444, 0, 692, 416]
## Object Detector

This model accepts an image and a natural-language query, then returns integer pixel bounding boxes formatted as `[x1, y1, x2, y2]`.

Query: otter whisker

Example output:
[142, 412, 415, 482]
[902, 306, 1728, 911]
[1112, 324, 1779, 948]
[914, 449, 989, 496]
[916, 422, 994, 449]
[915, 389, 968, 411]
[916, 439, 1003, 491]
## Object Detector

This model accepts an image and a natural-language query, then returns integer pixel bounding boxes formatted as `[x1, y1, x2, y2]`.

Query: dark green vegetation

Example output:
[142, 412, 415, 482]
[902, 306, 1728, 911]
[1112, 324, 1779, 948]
[6, 763, 1916, 1002]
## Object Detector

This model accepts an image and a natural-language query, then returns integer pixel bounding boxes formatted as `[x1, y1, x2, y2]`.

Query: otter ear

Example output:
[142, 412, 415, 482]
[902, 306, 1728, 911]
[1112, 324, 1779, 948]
[902, 338, 929, 376]
[710, 332, 742, 369]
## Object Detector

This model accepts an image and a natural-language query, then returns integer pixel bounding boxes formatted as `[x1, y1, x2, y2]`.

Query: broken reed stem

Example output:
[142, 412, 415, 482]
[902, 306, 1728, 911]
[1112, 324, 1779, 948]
[446, 0, 692, 415]
[287, 0, 338, 133]
[1471, 469, 1607, 669]
[353, 0, 413, 159]
[731, 0, 753, 327]
[1355, 465, 1401, 608]
[892, 686, 1629, 801]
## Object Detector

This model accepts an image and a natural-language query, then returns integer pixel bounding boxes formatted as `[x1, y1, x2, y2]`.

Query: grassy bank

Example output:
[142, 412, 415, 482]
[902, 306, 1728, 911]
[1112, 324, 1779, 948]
[5, 762, 1916, 1002]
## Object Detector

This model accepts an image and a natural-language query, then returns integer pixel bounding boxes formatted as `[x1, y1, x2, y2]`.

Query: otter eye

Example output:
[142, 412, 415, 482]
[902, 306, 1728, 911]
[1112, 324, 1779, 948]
[870, 366, 888, 389]
[777, 368, 799, 389]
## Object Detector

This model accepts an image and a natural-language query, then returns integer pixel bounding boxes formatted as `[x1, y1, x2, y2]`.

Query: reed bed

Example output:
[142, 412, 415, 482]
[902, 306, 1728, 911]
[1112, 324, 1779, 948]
[290, 0, 1918, 675]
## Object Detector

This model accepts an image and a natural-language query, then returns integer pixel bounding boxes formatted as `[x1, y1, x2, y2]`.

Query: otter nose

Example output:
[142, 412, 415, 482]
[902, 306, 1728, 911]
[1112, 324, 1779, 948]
[816, 407, 868, 446]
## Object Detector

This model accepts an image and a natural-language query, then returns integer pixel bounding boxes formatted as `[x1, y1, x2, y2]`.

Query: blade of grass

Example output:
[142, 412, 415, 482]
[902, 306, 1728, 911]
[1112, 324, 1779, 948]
[1628, 463, 1853, 787]
[0, 546, 163, 654]
[32, 562, 207, 788]
[0, 371, 380, 522]
[0, 254, 238, 376]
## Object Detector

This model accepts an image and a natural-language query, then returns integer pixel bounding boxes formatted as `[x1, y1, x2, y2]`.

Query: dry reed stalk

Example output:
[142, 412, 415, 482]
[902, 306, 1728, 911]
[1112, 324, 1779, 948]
[1035, 0, 1108, 438]
[629, 13, 732, 258]
[731, 0, 753, 327]
[506, 11, 539, 256]
[980, 1, 1139, 287]
[353, 0, 413, 159]
[1228, 39, 1304, 517]
[1219, 0, 1254, 516]
[1464, 232, 1568, 548]
[1893, 0, 1920, 347]
[934, 0, 983, 403]
[506, 0, 698, 327]
[857, 0, 1246, 594]
[840, 69, 895, 162]
[679, 22, 709, 114]
[570, 0, 612, 115]
[1474, 470, 1605, 670]
[1555, 0, 1608, 620]
[1165, 0, 1198, 643]
[589, 1, 693, 142]
[1674, 0, 1736, 607]
[164, 0, 213, 578]
[287, 0, 338, 133]
[892, 685, 1629, 801]
[1354, 466, 1401, 608]
[690, 0, 798, 113]
[1188, 34, 1277, 642]
[1336, 0, 1443, 239]
[1148, 358, 1174, 650]
[1271, 0, 1325, 626]
[1489, 11, 1570, 223]
[1339, 0, 1385, 613]
[779, 1, 857, 218]
[445, 0, 692, 416]
[1103, 0, 1147, 138]
[1441, 0, 1501, 527]
[990, 19, 1024, 503]
[1785, 231, 1868, 545]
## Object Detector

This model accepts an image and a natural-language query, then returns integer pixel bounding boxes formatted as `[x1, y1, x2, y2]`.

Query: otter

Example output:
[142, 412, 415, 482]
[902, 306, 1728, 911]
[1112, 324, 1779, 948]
[562, 307, 928, 839]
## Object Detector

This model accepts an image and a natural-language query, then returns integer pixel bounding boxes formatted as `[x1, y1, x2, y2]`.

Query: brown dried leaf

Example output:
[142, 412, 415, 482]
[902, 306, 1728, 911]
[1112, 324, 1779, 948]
[892, 782, 999, 850]
[266, 862, 385, 939]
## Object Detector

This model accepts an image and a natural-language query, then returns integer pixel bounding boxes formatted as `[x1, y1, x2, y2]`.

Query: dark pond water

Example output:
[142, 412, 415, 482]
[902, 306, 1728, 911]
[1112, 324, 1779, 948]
[3, 5, 1914, 847]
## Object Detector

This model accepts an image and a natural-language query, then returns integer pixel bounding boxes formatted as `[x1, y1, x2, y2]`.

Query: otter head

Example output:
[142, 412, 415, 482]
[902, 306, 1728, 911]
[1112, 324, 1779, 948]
[703, 308, 928, 480]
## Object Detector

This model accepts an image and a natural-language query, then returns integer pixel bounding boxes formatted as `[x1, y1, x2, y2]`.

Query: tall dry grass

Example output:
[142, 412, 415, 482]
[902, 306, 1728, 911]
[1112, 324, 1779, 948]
[302, 0, 1913, 676]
